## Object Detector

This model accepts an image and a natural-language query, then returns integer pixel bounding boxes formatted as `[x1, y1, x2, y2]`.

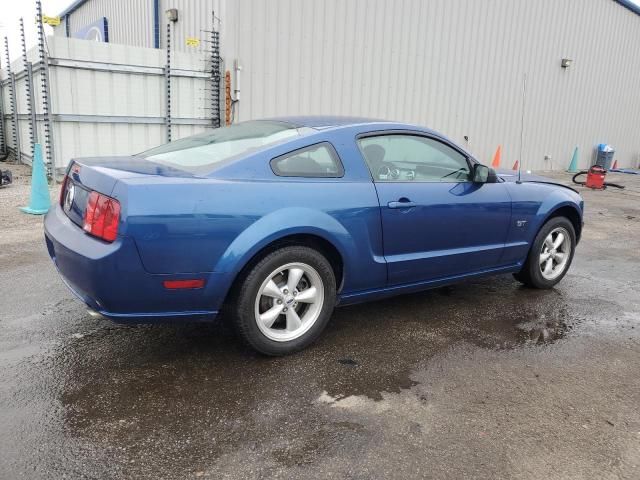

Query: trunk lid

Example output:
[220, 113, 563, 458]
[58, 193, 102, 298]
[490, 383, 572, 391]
[60, 156, 196, 229]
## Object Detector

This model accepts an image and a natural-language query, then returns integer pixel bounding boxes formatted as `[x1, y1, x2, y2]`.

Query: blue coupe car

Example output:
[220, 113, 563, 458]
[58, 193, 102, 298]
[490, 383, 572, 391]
[45, 117, 583, 355]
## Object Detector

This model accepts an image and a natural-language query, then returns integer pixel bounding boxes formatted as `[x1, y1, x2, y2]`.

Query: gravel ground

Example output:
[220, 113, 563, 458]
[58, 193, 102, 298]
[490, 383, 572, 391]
[0, 162, 639, 479]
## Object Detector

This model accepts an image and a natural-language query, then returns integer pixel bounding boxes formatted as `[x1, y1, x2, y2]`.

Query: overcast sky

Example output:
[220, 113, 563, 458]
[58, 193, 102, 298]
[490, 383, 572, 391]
[1, 0, 640, 64]
[0, 0, 69, 63]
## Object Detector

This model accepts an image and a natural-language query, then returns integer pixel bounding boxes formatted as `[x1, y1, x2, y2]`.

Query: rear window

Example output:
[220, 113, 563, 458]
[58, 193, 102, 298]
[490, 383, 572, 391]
[139, 120, 302, 173]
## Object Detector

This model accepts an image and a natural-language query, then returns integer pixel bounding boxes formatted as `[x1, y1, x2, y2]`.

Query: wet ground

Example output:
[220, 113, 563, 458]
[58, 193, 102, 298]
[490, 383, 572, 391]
[1, 163, 639, 479]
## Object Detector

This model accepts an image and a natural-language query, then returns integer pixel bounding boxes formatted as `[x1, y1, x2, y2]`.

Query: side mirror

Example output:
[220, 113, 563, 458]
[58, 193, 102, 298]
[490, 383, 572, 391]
[472, 164, 489, 183]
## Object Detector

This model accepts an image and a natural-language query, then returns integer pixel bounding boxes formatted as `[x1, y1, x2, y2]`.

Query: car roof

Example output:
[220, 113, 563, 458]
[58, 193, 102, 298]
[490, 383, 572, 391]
[265, 115, 401, 129]
[256, 116, 471, 159]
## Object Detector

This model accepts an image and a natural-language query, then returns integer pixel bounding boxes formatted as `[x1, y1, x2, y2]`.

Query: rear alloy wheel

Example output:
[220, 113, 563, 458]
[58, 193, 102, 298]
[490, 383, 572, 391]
[514, 216, 576, 289]
[232, 246, 336, 355]
[255, 262, 325, 342]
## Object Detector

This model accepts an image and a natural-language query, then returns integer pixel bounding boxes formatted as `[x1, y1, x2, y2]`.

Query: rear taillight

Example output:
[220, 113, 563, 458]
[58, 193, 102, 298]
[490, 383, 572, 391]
[83, 191, 121, 242]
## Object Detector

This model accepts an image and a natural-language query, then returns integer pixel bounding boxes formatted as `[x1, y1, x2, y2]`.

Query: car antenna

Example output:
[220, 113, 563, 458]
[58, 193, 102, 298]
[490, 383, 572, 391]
[517, 73, 527, 184]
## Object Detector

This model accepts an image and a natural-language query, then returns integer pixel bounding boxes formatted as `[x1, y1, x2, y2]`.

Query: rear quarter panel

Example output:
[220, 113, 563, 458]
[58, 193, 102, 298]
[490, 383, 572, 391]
[112, 127, 386, 309]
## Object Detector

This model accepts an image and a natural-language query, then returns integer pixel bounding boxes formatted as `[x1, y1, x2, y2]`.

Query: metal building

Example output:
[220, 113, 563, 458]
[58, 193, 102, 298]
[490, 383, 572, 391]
[42, 0, 640, 170]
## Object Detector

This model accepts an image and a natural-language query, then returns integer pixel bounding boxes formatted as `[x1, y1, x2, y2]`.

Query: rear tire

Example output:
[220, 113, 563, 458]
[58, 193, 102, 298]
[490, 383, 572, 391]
[514, 216, 576, 289]
[230, 246, 336, 356]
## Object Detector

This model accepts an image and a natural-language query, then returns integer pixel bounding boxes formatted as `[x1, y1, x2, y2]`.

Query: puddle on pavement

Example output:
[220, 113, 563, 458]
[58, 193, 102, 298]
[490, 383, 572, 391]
[516, 316, 570, 345]
[26, 274, 591, 474]
[316, 277, 581, 400]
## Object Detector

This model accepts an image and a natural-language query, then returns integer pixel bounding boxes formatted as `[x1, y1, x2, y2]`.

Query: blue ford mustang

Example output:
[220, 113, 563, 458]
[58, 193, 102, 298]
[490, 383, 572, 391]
[45, 117, 583, 355]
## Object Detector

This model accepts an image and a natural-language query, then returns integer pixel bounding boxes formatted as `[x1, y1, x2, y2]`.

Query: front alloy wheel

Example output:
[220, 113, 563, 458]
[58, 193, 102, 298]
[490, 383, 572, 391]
[514, 216, 576, 289]
[539, 227, 572, 281]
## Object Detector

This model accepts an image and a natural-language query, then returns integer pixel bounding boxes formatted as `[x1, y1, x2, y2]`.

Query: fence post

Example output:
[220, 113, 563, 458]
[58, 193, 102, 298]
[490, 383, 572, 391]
[20, 18, 38, 159]
[36, 0, 56, 182]
[210, 10, 221, 128]
[165, 23, 172, 142]
[0, 49, 6, 156]
[4, 37, 21, 163]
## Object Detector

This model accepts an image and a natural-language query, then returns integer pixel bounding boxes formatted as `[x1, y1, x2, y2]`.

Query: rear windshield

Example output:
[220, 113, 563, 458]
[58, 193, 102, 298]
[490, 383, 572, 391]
[139, 120, 302, 173]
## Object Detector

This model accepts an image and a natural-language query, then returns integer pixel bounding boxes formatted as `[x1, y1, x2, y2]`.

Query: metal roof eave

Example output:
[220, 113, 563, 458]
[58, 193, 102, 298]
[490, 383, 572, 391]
[614, 0, 640, 16]
[58, 0, 640, 19]
[58, 0, 89, 18]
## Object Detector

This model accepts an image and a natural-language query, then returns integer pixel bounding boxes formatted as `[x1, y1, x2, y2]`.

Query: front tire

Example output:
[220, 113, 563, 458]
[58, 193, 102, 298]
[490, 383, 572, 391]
[514, 216, 576, 289]
[231, 246, 336, 355]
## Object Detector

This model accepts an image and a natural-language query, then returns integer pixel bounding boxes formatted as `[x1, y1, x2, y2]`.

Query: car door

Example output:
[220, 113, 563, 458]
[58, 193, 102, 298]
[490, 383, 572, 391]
[358, 132, 512, 286]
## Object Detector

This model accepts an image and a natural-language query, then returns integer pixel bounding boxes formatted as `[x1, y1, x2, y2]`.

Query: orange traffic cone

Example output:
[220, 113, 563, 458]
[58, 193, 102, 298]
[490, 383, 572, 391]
[512, 160, 519, 171]
[491, 146, 502, 168]
[612, 159, 618, 170]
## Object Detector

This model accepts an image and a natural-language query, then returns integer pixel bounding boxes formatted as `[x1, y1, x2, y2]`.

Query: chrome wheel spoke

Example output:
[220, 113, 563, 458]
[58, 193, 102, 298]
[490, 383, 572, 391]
[540, 252, 551, 264]
[262, 279, 283, 299]
[285, 308, 302, 332]
[554, 252, 566, 263]
[543, 257, 554, 275]
[259, 304, 284, 328]
[295, 286, 317, 303]
[553, 232, 565, 249]
[287, 268, 304, 293]
[544, 236, 554, 249]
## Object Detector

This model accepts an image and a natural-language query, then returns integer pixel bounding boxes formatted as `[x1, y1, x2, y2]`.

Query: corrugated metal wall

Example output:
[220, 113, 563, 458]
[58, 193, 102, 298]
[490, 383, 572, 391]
[225, 0, 640, 170]
[158, 0, 224, 51]
[56, 0, 156, 48]
[54, 0, 225, 53]
[49, 0, 640, 169]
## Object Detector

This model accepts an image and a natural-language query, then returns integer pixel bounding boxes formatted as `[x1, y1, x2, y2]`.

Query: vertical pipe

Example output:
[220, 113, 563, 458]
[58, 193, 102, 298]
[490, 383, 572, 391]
[20, 17, 37, 159]
[153, 0, 160, 48]
[4, 37, 21, 163]
[165, 23, 172, 142]
[36, 0, 56, 182]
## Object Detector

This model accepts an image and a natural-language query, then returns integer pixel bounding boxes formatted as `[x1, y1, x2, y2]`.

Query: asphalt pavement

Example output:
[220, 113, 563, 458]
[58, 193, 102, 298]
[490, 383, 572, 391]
[1, 164, 639, 479]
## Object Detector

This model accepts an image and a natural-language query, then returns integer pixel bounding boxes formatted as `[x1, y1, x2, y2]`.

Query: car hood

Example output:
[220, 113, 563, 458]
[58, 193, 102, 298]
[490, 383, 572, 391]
[495, 169, 579, 193]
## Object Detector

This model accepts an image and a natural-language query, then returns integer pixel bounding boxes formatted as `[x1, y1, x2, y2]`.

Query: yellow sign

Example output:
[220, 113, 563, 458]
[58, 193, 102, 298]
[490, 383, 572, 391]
[42, 15, 61, 26]
[186, 37, 200, 47]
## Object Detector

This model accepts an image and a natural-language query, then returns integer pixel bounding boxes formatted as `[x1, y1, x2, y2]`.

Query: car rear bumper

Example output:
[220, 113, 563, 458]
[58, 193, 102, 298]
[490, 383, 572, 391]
[44, 205, 220, 322]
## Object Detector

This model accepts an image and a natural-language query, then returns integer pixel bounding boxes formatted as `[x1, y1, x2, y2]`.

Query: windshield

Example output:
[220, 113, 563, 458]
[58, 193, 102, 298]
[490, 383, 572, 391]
[139, 120, 302, 172]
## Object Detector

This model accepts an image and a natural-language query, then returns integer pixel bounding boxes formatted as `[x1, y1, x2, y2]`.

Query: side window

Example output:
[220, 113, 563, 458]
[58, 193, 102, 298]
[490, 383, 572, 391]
[270, 142, 344, 178]
[358, 134, 470, 182]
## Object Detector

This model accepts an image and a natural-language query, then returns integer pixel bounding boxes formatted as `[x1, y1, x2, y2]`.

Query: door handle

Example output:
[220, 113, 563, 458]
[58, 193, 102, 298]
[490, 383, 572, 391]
[387, 198, 416, 209]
